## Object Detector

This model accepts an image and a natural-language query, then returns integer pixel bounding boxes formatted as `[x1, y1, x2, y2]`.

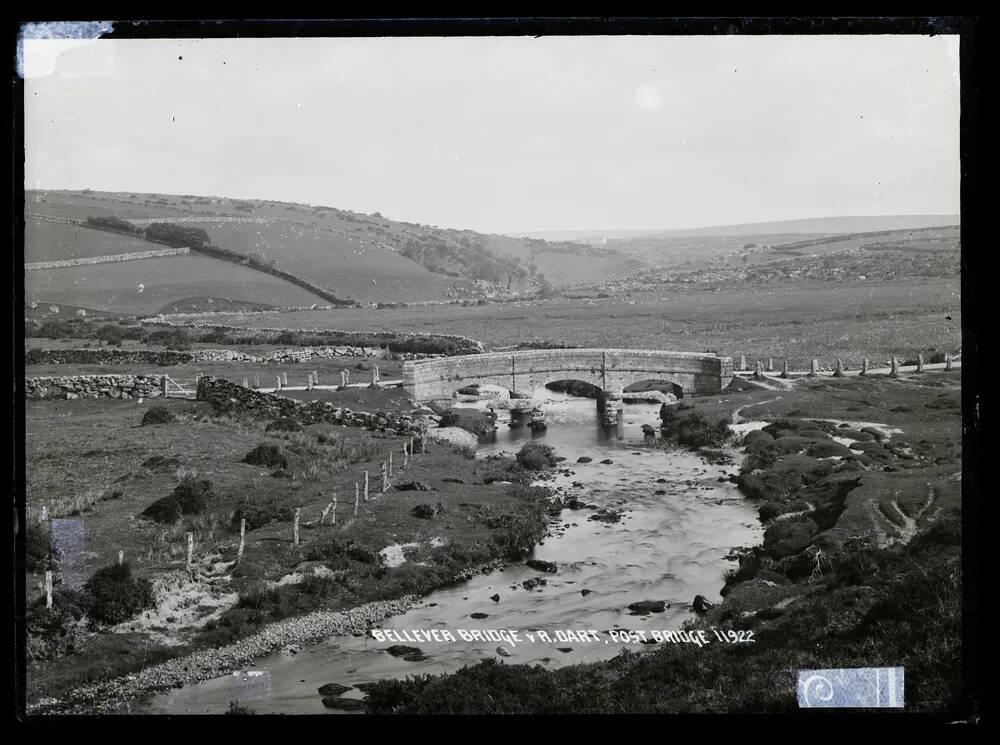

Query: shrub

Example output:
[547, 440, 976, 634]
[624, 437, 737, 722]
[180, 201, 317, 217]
[225, 701, 256, 715]
[141, 496, 182, 524]
[265, 417, 303, 433]
[141, 406, 174, 426]
[172, 477, 212, 514]
[516, 442, 558, 471]
[26, 589, 88, 660]
[243, 443, 288, 469]
[661, 407, 732, 448]
[96, 324, 124, 346]
[84, 561, 155, 626]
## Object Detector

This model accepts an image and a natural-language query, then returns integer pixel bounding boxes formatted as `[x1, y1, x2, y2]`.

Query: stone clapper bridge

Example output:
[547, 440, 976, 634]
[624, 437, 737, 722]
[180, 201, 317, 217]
[402, 348, 733, 423]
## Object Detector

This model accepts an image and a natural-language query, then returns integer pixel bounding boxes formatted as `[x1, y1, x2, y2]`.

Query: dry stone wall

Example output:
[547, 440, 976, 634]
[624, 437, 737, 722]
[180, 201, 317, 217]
[26, 374, 165, 400]
[195, 376, 426, 437]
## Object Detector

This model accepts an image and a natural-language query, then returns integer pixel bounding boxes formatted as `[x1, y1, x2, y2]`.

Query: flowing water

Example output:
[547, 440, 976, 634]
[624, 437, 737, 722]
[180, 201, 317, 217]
[135, 392, 762, 714]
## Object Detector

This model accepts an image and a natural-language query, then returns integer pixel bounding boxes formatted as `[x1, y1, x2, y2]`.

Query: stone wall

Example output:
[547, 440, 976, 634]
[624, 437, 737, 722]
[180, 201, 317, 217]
[403, 348, 733, 401]
[24, 345, 413, 367]
[25, 247, 190, 271]
[26, 374, 166, 400]
[195, 376, 426, 437]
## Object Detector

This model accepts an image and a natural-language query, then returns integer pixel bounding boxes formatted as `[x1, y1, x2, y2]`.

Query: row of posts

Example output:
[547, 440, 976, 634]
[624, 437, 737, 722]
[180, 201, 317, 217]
[235, 367, 384, 391]
[39, 433, 424, 610]
[738, 353, 952, 380]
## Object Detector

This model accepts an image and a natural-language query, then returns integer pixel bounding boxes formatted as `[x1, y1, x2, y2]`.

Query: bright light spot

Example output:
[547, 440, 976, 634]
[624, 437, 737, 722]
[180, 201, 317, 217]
[634, 85, 662, 112]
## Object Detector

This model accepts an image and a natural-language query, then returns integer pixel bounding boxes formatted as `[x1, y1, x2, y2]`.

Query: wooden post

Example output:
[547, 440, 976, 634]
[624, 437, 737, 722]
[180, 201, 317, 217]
[363, 471, 369, 501]
[409, 437, 415, 459]
[354, 487, 359, 517]
[403, 442, 409, 469]
[890, 356, 900, 378]
[254, 374, 260, 389]
[781, 359, 789, 379]
[833, 359, 844, 377]
[186, 533, 194, 569]
[45, 571, 53, 610]
[118, 549, 124, 566]
[388, 452, 393, 479]
[282, 371, 288, 387]
[313, 370, 319, 385]
[293, 508, 300, 545]
[320, 500, 333, 524]
[331, 495, 337, 526]
[345, 369, 350, 384]
[275, 375, 282, 391]
[945, 353, 953, 371]
[861, 358, 869, 376]
[381, 461, 388, 491]
[916, 353, 925, 373]
[237, 518, 246, 565]
[161, 377, 170, 399]
[40, 505, 48, 521]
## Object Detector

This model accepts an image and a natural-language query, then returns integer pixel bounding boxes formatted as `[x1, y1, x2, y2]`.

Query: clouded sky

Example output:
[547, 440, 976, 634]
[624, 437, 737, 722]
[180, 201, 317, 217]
[23, 34, 960, 233]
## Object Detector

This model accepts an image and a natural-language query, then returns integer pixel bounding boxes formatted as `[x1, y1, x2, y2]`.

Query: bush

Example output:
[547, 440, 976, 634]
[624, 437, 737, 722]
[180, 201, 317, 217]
[236, 582, 282, 610]
[26, 589, 88, 660]
[660, 407, 732, 448]
[141, 496, 182, 524]
[172, 477, 212, 514]
[84, 561, 155, 626]
[96, 324, 124, 346]
[265, 417, 303, 433]
[516, 442, 558, 471]
[225, 701, 256, 715]
[141, 406, 174, 426]
[243, 443, 288, 469]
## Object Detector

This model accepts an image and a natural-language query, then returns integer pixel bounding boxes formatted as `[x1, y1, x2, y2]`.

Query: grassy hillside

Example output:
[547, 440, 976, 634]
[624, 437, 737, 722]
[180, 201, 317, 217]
[25, 190, 639, 307]
[25, 254, 328, 316]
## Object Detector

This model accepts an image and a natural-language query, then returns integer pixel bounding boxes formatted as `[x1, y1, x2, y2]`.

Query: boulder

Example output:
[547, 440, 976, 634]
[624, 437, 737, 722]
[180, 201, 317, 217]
[628, 600, 666, 614]
[525, 559, 557, 573]
[317, 683, 353, 696]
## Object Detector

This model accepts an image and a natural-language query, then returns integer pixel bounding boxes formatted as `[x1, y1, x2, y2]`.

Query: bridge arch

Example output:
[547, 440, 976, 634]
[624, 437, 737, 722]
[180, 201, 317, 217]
[403, 349, 732, 403]
[623, 378, 685, 400]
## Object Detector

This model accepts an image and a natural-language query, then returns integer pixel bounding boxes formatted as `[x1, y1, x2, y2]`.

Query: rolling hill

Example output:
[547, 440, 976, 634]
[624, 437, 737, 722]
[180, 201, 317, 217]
[23, 190, 643, 313]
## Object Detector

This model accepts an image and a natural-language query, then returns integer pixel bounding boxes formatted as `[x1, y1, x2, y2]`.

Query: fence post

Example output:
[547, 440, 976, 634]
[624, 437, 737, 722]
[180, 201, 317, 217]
[410, 437, 415, 460]
[275, 375, 282, 391]
[754, 360, 764, 381]
[161, 377, 170, 399]
[766, 358, 774, 372]
[254, 374, 260, 389]
[890, 356, 900, 378]
[861, 357, 869, 376]
[945, 353, 953, 371]
[237, 518, 246, 565]
[186, 532, 194, 569]
[363, 471, 369, 501]
[331, 496, 337, 526]
[780, 359, 789, 379]
[381, 462, 388, 491]
[388, 452, 393, 479]
[313, 370, 318, 385]
[738, 355, 747, 371]
[354, 487, 359, 517]
[282, 371, 288, 387]
[243, 378, 249, 388]
[40, 505, 48, 521]
[45, 571, 53, 610]
[808, 359, 818, 377]
[293, 508, 300, 545]
[345, 369, 350, 384]
[403, 442, 409, 469]
[916, 353, 925, 373]
[118, 549, 124, 566]
[307, 373, 314, 391]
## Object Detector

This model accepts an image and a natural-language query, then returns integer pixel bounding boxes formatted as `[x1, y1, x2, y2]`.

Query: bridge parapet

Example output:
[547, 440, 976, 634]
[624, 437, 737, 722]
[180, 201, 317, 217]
[403, 348, 732, 402]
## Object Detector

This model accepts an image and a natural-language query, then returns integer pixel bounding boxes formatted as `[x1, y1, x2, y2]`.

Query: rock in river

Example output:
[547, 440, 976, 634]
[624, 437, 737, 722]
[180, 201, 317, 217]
[628, 600, 666, 615]
[525, 559, 558, 573]
[318, 683, 353, 696]
[576, 456, 593, 463]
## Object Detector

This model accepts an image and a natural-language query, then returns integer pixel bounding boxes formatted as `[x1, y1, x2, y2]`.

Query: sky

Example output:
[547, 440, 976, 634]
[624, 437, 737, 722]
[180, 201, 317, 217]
[22, 34, 961, 234]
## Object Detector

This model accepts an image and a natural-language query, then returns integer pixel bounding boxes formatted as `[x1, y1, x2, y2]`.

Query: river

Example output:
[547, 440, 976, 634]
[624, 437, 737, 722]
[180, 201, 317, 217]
[134, 392, 762, 713]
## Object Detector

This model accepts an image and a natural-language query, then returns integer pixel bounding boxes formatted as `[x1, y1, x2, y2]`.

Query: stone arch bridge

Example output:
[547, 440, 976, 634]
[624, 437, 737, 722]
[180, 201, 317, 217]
[402, 349, 733, 403]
